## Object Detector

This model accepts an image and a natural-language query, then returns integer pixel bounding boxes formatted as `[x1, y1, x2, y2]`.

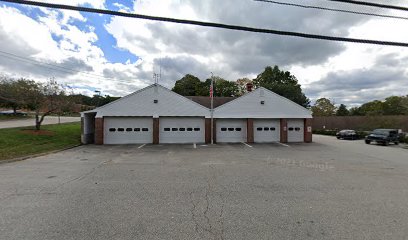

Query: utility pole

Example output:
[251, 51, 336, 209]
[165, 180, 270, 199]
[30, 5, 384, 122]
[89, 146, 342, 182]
[210, 72, 214, 144]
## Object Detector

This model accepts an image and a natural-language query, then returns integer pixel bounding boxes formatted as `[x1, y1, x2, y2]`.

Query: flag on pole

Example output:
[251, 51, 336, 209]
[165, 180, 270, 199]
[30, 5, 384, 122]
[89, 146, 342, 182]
[209, 85, 213, 98]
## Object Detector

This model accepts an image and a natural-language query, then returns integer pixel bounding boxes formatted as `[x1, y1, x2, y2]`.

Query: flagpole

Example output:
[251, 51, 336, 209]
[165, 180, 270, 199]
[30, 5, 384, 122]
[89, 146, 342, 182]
[210, 72, 214, 144]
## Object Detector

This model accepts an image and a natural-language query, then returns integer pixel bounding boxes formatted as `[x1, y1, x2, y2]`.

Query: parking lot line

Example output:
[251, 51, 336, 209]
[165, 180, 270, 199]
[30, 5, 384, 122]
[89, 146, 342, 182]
[138, 144, 146, 149]
[276, 142, 290, 147]
[193, 143, 197, 149]
[242, 142, 253, 148]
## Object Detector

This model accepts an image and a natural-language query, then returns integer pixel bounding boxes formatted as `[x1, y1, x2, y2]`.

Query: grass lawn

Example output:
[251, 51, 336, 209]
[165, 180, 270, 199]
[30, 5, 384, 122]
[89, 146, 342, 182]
[0, 115, 32, 121]
[0, 122, 81, 161]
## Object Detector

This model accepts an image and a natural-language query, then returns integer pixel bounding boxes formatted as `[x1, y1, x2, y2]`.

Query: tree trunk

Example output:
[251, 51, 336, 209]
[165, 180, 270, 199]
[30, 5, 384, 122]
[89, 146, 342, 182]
[35, 111, 41, 130]
[13, 106, 17, 114]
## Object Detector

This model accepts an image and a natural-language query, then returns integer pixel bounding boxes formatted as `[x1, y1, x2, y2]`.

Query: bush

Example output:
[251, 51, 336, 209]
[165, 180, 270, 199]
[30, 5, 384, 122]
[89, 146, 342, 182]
[313, 129, 369, 139]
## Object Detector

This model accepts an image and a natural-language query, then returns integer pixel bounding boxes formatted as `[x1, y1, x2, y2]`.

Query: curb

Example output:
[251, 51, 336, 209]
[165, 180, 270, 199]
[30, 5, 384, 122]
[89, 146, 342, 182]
[0, 144, 82, 165]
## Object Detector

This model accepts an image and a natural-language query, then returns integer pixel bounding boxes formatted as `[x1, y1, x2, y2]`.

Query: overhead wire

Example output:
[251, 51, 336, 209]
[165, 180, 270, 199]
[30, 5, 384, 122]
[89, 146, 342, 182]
[0, 0, 408, 47]
[253, 0, 408, 20]
[326, 0, 408, 12]
[0, 50, 138, 84]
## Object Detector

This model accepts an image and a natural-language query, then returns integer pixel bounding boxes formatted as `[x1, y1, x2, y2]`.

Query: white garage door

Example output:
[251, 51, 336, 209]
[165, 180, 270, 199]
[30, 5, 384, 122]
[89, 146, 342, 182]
[216, 119, 246, 143]
[287, 119, 304, 142]
[160, 117, 205, 143]
[254, 119, 280, 143]
[104, 117, 152, 144]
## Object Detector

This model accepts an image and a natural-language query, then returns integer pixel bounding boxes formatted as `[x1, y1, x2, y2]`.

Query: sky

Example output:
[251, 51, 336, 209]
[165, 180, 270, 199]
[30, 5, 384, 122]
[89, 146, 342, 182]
[0, 0, 408, 107]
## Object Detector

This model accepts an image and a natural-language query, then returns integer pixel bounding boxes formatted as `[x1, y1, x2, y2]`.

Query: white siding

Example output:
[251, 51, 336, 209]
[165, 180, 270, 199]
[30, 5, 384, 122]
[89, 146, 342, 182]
[216, 119, 246, 143]
[214, 87, 312, 119]
[287, 119, 304, 142]
[159, 117, 205, 143]
[92, 84, 210, 118]
[254, 119, 280, 142]
[104, 117, 152, 144]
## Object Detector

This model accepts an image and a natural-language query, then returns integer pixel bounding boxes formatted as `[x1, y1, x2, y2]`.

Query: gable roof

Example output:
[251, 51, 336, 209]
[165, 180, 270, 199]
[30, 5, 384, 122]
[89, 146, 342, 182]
[82, 84, 210, 118]
[213, 87, 312, 118]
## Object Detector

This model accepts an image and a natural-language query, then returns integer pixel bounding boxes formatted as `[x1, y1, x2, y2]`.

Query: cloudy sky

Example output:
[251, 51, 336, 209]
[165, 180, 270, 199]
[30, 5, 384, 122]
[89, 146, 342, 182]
[0, 0, 407, 106]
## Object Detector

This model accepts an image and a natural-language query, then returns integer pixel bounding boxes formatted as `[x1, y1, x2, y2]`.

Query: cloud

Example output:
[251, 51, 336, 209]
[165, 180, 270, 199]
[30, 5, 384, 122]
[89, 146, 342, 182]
[0, 0, 408, 106]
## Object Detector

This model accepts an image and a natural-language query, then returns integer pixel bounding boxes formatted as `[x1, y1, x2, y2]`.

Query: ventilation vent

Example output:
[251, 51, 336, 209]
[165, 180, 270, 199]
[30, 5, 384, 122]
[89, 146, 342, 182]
[154, 99, 158, 103]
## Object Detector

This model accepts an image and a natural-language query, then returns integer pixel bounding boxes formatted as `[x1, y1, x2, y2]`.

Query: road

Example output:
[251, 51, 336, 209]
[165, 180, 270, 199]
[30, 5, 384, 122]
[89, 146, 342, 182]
[0, 135, 407, 239]
[0, 116, 80, 129]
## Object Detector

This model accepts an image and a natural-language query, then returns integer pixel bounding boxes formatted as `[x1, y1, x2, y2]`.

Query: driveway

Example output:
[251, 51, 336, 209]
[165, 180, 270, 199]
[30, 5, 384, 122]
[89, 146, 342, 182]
[0, 116, 80, 129]
[0, 136, 407, 239]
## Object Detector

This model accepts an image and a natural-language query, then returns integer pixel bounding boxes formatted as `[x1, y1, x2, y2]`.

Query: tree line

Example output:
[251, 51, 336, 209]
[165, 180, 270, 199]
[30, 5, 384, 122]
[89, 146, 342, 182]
[172, 65, 310, 108]
[311, 96, 408, 117]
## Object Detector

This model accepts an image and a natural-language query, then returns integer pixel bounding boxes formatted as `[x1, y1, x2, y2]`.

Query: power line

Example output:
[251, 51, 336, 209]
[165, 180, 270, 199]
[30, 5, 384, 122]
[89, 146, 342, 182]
[253, 0, 408, 20]
[0, 50, 136, 84]
[327, 0, 408, 12]
[1, 0, 408, 47]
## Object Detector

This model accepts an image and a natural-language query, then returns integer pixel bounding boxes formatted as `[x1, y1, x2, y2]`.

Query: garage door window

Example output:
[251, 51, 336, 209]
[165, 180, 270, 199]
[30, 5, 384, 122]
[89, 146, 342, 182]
[270, 127, 276, 131]
[126, 128, 132, 132]
[109, 128, 116, 132]
[164, 128, 170, 131]
[118, 128, 124, 132]
[295, 127, 301, 131]
[134, 128, 140, 131]
[288, 127, 294, 131]
[264, 127, 269, 131]
[194, 128, 200, 131]
[172, 128, 178, 131]
[235, 128, 242, 131]
[142, 128, 148, 132]
[179, 128, 185, 131]
[187, 128, 193, 131]
[221, 128, 227, 131]
[228, 128, 234, 131]
[257, 127, 263, 131]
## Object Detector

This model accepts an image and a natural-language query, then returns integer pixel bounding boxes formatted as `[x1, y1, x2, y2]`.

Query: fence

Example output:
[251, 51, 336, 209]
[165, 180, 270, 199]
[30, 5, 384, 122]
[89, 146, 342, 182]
[312, 116, 408, 132]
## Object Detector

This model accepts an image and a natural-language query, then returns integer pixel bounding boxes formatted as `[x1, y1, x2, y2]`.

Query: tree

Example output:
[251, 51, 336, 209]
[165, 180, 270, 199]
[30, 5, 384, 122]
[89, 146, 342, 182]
[236, 78, 252, 96]
[213, 77, 239, 97]
[359, 100, 383, 116]
[172, 74, 201, 96]
[382, 96, 408, 115]
[336, 104, 350, 116]
[0, 77, 74, 130]
[0, 77, 26, 113]
[311, 98, 336, 116]
[253, 66, 310, 107]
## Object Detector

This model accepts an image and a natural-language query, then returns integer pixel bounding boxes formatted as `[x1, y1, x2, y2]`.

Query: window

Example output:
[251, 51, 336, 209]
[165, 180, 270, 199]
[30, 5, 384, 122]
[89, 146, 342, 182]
[118, 128, 124, 132]
[164, 128, 170, 131]
[109, 128, 116, 132]
[187, 128, 193, 131]
[257, 127, 263, 131]
[142, 128, 148, 132]
[235, 128, 242, 131]
[264, 127, 269, 131]
[270, 127, 276, 131]
[194, 128, 200, 131]
[221, 128, 227, 131]
[295, 127, 301, 131]
[126, 128, 132, 132]
[228, 128, 234, 131]
[172, 128, 178, 131]
[288, 127, 294, 131]
[179, 128, 186, 131]
[134, 128, 140, 132]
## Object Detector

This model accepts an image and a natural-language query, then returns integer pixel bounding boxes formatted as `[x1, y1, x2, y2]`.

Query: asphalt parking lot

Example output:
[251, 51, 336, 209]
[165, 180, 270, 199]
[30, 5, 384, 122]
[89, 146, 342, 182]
[0, 135, 408, 240]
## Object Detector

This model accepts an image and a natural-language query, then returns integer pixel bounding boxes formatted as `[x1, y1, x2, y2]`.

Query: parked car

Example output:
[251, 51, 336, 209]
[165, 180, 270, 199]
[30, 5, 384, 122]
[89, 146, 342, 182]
[336, 129, 358, 140]
[365, 129, 399, 146]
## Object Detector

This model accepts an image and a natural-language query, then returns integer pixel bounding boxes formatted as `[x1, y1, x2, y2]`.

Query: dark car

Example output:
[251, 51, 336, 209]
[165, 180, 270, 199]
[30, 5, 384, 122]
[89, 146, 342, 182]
[336, 129, 358, 140]
[365, 129, 399, 146]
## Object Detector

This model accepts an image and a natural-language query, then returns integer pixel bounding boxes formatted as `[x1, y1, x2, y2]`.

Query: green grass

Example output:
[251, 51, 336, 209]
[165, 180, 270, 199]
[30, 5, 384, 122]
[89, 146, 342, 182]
[0, 122, 81, 161]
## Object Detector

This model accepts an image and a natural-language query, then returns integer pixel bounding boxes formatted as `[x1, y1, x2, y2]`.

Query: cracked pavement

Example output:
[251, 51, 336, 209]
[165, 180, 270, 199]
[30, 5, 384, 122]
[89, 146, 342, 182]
[1, 135, 408, 239]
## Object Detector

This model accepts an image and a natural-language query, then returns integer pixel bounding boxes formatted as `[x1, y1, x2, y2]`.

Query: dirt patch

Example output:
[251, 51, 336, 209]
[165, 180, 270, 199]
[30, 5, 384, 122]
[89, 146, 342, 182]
[21, 129, 55, 136]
